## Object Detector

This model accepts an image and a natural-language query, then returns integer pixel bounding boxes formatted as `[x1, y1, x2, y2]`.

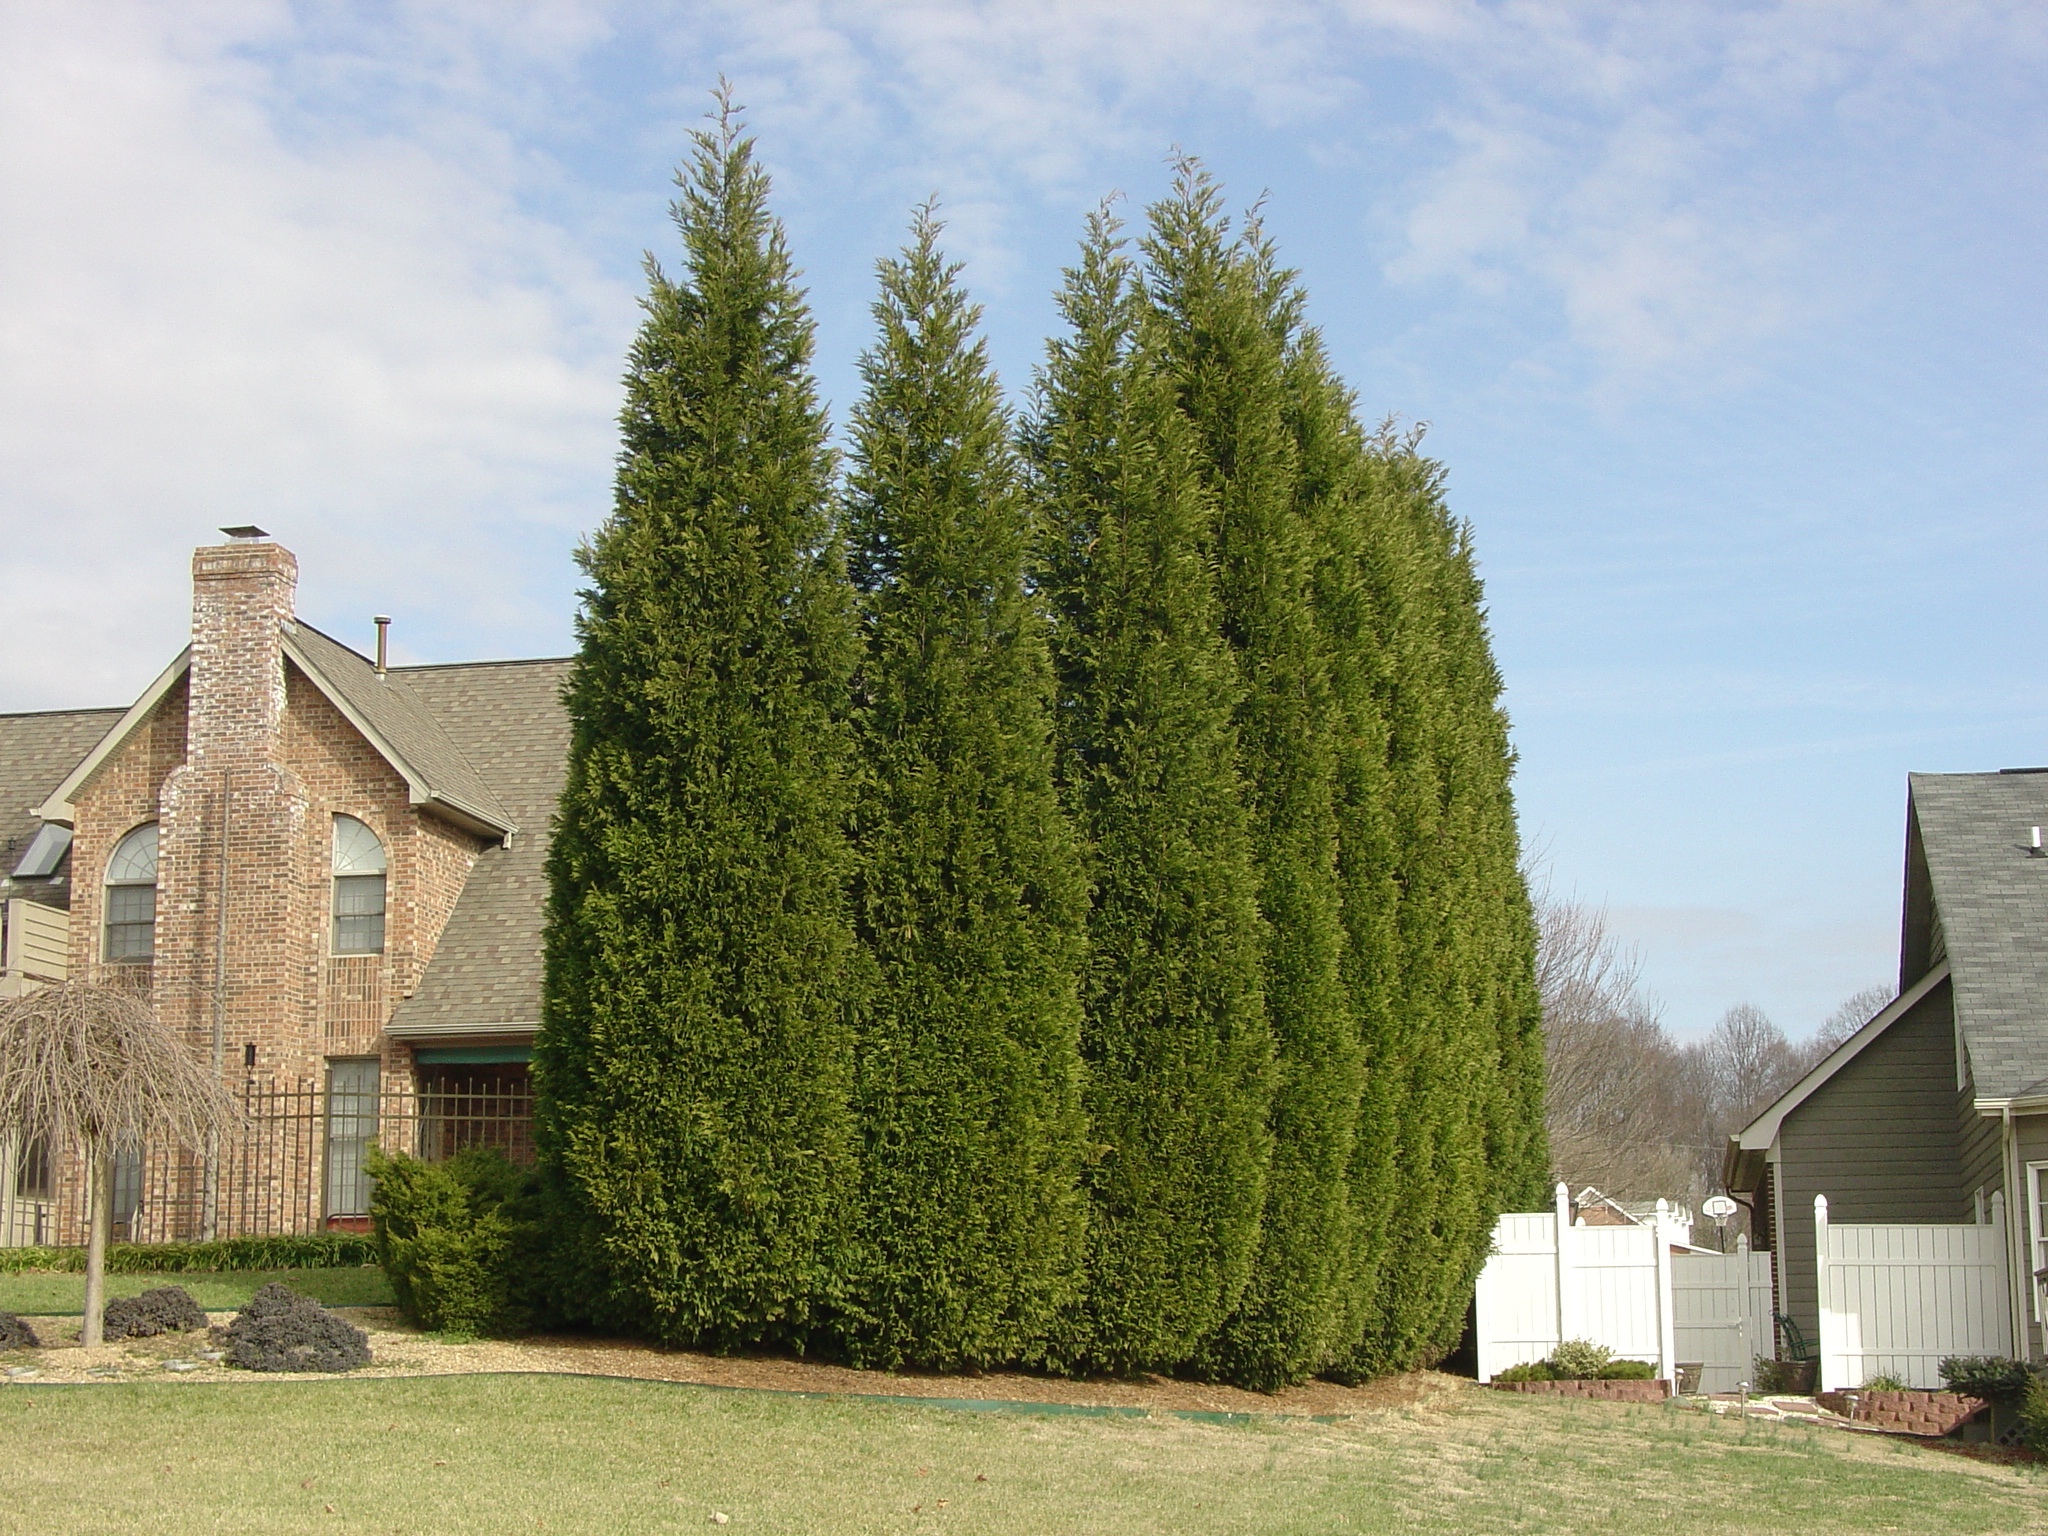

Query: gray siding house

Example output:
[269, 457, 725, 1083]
[1726, 769, 2048, 1361]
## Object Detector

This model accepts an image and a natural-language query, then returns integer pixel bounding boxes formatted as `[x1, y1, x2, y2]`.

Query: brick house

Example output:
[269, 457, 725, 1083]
[0, 531, 566, 1244]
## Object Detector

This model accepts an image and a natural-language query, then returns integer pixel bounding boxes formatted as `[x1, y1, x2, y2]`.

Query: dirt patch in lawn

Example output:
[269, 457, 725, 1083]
[4, 1307, 1466, 1418]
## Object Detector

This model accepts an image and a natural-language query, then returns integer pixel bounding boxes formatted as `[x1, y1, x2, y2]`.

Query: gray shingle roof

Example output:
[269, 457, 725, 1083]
[288, 624, 513, 837]
[1908, 770, 2048, 1102]
[383, 658, 570, 1034]
[0, 707, 126, 896]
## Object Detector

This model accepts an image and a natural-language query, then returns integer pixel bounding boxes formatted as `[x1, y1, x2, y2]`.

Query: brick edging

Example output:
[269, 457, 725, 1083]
[1489, 1378, 1671, 1402]
[1814, 1389, 1985, 1436]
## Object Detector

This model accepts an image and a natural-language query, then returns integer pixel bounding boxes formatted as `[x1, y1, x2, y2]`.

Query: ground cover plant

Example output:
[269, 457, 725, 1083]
[100, 1285, 206, 1339]
[220, 1282, 370, 1373]
[2, 1374, 2040, 1535]
[0, 1309, 38, 1349]
[0, 1233, 376, 1275]
[0, 1266, 392, 1316]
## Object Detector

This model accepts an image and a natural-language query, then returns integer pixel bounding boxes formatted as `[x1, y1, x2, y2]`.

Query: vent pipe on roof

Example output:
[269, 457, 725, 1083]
[373, 616, 391, 677]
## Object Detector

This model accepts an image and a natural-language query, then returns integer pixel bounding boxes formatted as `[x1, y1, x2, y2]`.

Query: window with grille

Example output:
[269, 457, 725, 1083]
[331, 816, 386, 955]
[103, 823, 158, 961]
[324, 1059, 380, 1218]
[12, 1135, 52, 1201]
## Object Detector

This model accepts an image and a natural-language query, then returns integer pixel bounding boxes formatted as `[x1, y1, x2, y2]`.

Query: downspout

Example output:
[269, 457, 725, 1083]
[2004, 1106, 2029, 1360]
[201, 776, 230, 1241]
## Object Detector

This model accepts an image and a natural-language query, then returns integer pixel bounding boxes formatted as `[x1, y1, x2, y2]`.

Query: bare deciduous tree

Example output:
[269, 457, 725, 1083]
[1536, 896, 1707, 1205]
[0, 982, 240, 1344]
[1812, 983, 1893, 1054]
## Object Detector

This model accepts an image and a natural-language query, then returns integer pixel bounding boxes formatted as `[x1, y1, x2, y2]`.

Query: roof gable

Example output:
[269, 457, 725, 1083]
[34, 627, 514, 840]
[1908, 770, 2048, 1103]
[1734, 963, 1950, 1152]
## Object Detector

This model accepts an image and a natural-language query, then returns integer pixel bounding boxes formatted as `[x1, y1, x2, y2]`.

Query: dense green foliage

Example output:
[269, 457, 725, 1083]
[1141, 169, 1358, 1390]
[535, 117, 1544, 1383]
[535, 103, 860, 1349]
[839, 211, 1090, 1368]
[1028, 212, 1274, 1373]
[0, 1233, 376, 1274]
[367, 1146, 540, 1337]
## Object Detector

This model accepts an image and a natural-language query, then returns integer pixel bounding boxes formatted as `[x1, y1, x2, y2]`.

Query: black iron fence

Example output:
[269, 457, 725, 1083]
[1, 1073, 534, 1249]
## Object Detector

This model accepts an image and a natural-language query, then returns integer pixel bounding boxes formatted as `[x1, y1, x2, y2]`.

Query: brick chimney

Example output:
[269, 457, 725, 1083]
[187, 536, 298, 769]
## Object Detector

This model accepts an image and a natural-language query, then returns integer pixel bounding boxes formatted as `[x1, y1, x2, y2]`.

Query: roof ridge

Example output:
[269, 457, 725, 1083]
[0, 705, 127, 721]
[391, 656, 574, 674]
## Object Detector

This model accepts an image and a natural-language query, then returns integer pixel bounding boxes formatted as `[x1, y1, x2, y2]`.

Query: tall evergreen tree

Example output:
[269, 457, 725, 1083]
[1140, 169, 1358, 1388]
[1028, 212, 1273, 1374]
[535, 102, 860, 1348]
[1276, 329, 1408, 1377]
[840, 210, 1090, 1369]
[1354, 442, 1548, 1371]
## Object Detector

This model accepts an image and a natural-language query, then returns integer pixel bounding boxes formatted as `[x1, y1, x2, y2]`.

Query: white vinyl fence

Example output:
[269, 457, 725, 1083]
[1475, 1183, 1685, 1383]
[1815, 1193, 2011, 1391]
[1672, 1241, 1773, 1395]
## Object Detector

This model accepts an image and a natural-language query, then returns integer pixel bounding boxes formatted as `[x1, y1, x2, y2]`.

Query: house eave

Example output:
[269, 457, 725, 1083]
[32, 649, 193, 824]
[1733, 962, 1952, 1153]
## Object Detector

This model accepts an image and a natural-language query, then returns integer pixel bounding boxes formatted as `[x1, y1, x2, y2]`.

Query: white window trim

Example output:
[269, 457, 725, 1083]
[2027, 1162, 2048, 1324]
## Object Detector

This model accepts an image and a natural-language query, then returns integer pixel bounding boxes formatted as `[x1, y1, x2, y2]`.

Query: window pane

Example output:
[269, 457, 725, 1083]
[106, 824, 158, 883]
[332, 816, 387, 875]
[332, 874, 386, 954]
[105, 883, 156, 960]
[324, 1061, 380, 1217]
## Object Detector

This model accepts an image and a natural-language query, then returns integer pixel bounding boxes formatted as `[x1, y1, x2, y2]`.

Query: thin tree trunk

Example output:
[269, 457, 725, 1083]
[80, 1138, 109, 1347]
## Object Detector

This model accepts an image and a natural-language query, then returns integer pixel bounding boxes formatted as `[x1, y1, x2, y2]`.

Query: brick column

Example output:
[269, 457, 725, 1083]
[157, 540, 322, 1089]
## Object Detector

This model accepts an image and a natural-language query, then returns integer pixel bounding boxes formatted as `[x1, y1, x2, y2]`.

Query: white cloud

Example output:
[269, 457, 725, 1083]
[0, 1, 630, 708]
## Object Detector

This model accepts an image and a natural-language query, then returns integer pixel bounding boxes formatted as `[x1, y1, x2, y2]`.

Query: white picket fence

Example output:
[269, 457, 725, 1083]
[1815, 1193, 2011, 1391]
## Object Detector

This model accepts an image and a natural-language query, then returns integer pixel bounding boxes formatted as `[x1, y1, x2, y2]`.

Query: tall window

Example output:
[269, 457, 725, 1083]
[331, 816, 386, 955]
[324, 1060, 380, 1218]
[104, 822, 158, 961]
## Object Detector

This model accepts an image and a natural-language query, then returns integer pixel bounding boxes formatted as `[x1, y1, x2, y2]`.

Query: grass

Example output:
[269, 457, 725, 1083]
[0, 1265, 392, 1315]
[1, 1374, 2040, 1535]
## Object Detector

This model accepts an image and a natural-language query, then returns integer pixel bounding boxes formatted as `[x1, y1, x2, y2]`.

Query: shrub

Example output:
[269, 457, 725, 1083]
[1598, 1359, 1657, 1380]
[0, 1234, 375, 1275]
[2019, 1371, 2048, 1455]
[1752, 1356, 1808, 1393]
[223, 1283, 369, 1373]
[367, 1145, 540, 1337]
[1548, 1339, 1613, 1379]
[0, 1310, 39, 1350]
[1492, 1361, 1557, 1383]
[1858, 1373, 1908, 1393]
[103, 1286, 206, 1339]
[1940, 1355, 2036, 1406]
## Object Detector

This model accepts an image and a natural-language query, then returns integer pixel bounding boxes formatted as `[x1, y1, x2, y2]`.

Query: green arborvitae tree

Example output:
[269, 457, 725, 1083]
[840, 209, 1090, 1370]
[1028, 211, 1273, 1375]
[1276, 329, 1406, 1377]
[1326, 431, 1548, 1377]
[534, 102, 860, 1349]
[1140, 168, 1357, 1389]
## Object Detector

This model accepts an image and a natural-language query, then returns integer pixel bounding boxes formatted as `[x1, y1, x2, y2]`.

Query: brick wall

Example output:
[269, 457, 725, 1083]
[58, 537, 487, 1237]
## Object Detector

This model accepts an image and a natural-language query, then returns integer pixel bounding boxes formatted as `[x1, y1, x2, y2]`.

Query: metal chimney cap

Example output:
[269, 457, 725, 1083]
[219, 525, 269, 541]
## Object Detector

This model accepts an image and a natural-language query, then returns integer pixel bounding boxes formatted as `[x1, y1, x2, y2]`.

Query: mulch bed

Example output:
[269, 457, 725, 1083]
[3, 1306, 1469, 1418]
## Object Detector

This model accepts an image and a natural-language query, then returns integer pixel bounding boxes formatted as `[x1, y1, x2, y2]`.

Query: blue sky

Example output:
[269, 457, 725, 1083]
[4, 2, 2043, 1037]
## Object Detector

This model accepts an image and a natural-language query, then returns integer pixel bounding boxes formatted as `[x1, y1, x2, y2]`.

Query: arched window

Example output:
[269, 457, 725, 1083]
[103, 823, 158, 961]
[331, 816, 386, 955]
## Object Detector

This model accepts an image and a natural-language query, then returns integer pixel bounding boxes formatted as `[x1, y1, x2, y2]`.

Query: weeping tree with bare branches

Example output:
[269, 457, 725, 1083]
[0, 982, 241, 1344]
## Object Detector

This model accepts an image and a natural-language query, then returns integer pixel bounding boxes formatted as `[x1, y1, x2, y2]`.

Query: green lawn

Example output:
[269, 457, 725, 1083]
[1, 1373, 2039, 1535]
[0, 1265, 392, 1315]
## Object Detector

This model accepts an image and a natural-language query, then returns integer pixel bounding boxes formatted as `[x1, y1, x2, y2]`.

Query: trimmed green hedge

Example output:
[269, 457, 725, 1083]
[0, 1234, 376, 1275]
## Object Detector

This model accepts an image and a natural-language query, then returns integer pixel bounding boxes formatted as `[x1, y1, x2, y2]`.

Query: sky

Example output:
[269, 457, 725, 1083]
[3, 1, 2043, 1039]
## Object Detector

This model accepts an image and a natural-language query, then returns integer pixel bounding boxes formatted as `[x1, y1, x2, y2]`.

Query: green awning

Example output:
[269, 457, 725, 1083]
[413, 1046, 531, 1065]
